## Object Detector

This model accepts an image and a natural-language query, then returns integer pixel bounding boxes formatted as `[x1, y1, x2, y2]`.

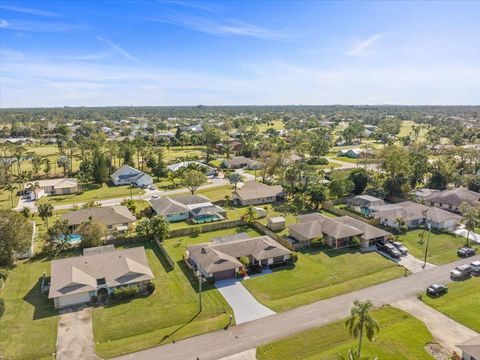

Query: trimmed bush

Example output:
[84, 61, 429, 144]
[112, 285, 139, 300]
[307, 157, 329, 165]
[147, 281, 155, 294]
[289, 252, 299, 263]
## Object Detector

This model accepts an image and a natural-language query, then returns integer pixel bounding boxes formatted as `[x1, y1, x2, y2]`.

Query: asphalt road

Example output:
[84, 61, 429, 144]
[115, 254, 480, 360]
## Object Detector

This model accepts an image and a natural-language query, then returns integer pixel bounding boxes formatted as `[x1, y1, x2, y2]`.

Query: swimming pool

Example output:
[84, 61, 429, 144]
[67, 234, 82, 243]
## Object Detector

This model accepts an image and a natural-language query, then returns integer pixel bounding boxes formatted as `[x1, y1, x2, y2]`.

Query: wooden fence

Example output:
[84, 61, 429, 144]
[169, 219, 245, 237]
[252, 221, 294, 251]
[155, 238, 175, 270]
[322, 202, 380, 226]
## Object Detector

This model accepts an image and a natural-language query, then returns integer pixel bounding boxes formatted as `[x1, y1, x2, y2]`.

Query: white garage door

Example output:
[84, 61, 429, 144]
[58, 292, 90, 308]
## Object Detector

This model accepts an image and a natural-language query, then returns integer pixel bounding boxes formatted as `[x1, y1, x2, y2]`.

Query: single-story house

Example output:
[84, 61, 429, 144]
[156, 132, 175, 140]
[186, 235, 292, 280]
[167, 161, 216, 176]
[233, 181, 285, 206]
[267, 216, 286, 231]
[346, 195, 385, 215]
[26, 178, 79, 200]
[409, 188, 439, 202]
[110, 165, 153, 187]
[215, 140, 243, 152]
[338, 148, 361, 158]
[458, 334, 480, 360]
[425, 187, 480, 212]
[371, 201, 460, 231]
[48, 245, 153, 308]
[61, 205, 136, 232]
[150, 194, 226, 223]
[222, 156, 262, 170]
[288, 213, 390, 249]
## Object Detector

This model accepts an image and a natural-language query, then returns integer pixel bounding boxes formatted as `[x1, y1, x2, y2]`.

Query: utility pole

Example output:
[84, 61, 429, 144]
[423, 222, 431, 269]
[196, 270, 203, 311]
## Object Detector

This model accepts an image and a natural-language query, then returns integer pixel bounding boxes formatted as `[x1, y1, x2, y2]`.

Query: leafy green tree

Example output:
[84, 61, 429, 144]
[345, 300, 379, 359]
[57, 155, 70, 176]
[380, 145, 412, 196]
[408, 147, 430, 187]
[78, 220, 106, 248]
[135, 215, 170, 241]
[121, 198, 136, 214]
[43, 158, 51, 176]
[329, 178, 354, 198]
[182, 169, 207, 194]
[0, 210, 32, 266]
[348, 168, 368, 195]
[4, 183, 17, 209]
[45, 219, 72, 255]
[459, 203, 480, 247]
[228, 172, 242, 189]
[20, 206, 31, 218]
[92, 151, 109, 184]
[307, 184, 327, 209]
[38, 203, 54, 229]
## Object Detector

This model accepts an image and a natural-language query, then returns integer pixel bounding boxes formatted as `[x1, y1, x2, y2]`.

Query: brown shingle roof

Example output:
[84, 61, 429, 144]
[48, 246, 153, 298]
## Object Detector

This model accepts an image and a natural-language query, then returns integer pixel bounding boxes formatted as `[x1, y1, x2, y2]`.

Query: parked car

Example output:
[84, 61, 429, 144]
[427, 284, 448, 296]
[450, 264, 473, 280]
[470, 261, 480, 273]
[151, 194, 159, 199]
[375, 239, 387, 251]
[457, 247, 477, 257]
[384, 243, 401, 258]
[149, 184, 156, 190]
[392, 241, 408, 256]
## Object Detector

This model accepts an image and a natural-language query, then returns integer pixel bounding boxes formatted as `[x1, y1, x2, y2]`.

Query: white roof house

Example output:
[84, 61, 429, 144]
[167, 161, 216, 175]
[110, 165, 153, 187]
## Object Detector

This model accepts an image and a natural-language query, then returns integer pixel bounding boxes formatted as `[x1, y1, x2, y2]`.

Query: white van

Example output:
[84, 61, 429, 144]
[471, 261, 480, 273]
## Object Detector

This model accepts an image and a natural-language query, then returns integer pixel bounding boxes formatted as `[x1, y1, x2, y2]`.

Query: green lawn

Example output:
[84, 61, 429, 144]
[195, 184, 234, 202]
[164, 146, 206, 162]
[255, 120, 284, 132]
[37, 183, 144, 206]
[397, 228, 478, 265]
[0, 257, 58, 360]
[330, 156, 359, 164]
[0, 187, 19, 210]
[256, 306, 435, 360]
[422, 276, 480, 332]
[243, 247, 404, 312]
[93, 236, 242, 358]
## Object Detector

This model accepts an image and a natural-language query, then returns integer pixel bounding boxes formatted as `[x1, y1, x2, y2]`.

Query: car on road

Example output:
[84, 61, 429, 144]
[427, 284, 448, 297]
[450, 264, 473, 280]
[151, 194, 159, 199]
[149, 184, 156, 190]
[471, 261, 480, 273]
[392, 241, 408, 256]
[457, 247, 476, 257]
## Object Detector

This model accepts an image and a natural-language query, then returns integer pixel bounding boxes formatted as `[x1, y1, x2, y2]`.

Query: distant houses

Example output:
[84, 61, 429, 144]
[346, 195, 385, 216]
[221, 156, 262, 170]
[111, 165, 153, 187]
[150, 194, 226, 223]
[232, 181, 285, 206]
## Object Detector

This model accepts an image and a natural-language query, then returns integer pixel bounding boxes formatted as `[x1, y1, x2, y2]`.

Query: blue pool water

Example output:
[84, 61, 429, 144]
[67, 234, 82, 243]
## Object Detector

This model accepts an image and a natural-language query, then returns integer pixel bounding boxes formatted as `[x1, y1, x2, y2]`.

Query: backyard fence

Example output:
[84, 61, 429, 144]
[169, 219, 245, 237]
[155, 238, 175, 270]
[322, 202, 380, 226]
[252, 221, 294, 251]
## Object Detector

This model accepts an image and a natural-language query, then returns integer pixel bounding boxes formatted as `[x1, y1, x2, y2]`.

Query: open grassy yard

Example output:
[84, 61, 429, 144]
[195, 184, 234, 202]
[422, 276, 480, 332]
[243, 247, 404, 312]
[255, 120, 284, 132]
[93, 239, 236, 359]
[164, 146, 206, 162]
[37, 183, 144, 206]
[0, 257, 58, 360]
[330, 156, 359, 164]
[256, 306, 435, 360]
[397, 228, 478, 265]
[0, 187, 19, 210]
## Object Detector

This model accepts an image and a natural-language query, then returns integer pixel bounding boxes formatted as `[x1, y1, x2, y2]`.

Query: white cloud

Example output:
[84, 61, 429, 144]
[0, 4, 61, 17]
[148, 12, 290, 39]
[95, 36, 143, 64]
[0, 19, 84, 32]
[0, 46, 25, 61]
[347, 33, 389, 56]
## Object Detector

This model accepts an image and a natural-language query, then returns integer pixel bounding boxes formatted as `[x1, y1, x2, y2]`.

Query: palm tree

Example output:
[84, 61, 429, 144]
[345, 300, 379, 358]
[4, 183, 17, 208]
[26, 181, 41, 200]
[459, 202, 480, 247]
[242, 206, 257, 225]
[15, 171, 31, 192]
[38, 203, 54, 229]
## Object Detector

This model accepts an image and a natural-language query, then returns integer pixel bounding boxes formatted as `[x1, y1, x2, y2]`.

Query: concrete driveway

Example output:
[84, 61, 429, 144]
[393, 297, 478, 354]
[56, 306, 99, 360]
[455, 225, 480, 245]
[215, 278, 275, 324]
[376, 250, 436, 273]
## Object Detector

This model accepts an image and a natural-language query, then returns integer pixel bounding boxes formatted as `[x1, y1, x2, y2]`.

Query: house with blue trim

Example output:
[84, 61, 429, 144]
[110, 165, 153, 187]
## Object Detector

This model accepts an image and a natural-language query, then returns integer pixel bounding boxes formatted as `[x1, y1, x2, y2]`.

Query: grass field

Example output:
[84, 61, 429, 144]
[422, 276, 480, 332]
[0, 257, 58, 360]
[243, 247, 404, 312]
[397, 228, 477, 265]
[256, 306, 435, 360]
[330, 156, 359, 164]
[0, 187, 19, 210]
[93, 239, 236, 358]
[37, 183, 144, 206]
[255, 120, 284, 132]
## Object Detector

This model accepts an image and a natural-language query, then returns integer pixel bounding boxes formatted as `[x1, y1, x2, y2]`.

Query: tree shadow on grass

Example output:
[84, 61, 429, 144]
[23, 277, 58, 320]
[158, 309, 202, 344]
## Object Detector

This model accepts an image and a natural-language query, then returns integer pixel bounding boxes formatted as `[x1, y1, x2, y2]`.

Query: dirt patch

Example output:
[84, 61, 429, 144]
[425, 342, 450, 360]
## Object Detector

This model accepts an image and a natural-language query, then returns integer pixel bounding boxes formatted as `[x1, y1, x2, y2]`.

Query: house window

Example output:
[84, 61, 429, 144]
[96, 278, 106, 286]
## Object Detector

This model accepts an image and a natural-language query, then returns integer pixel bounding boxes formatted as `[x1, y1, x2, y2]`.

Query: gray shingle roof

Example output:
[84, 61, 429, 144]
[61, 205, 136, 227]
[426, 187, 480, 207]
[149, 197, 189, 216]
[49, 246, 153, 298]
[233, 181, 284, 201]
[346, 195, 385, 207]
[289, 214, 363, 240]
[173, 194, 211, 205]
[187, 236, 291, 274]
[335, 216, 391, 240]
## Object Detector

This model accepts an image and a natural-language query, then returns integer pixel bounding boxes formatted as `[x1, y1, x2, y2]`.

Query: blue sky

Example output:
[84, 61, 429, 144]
[1, 0, 479, 107]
